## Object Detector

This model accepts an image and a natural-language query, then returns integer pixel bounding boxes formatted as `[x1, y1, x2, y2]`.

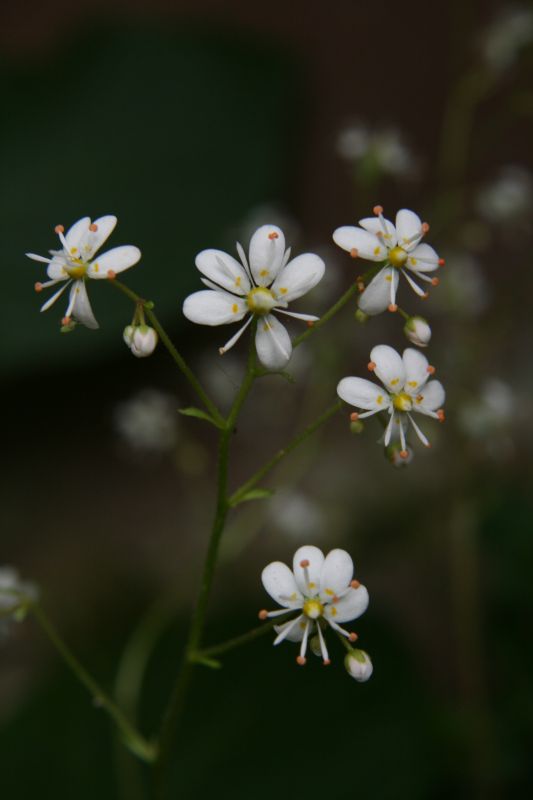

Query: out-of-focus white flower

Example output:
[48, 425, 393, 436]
[459, 379, 515, 439]
[114, 389, 178, 452]
[404, 316, 431, 347]
[27, 216, 141, 329]
[269, 491, 324, 539]
[183, 225, 325, 371]
[124, 324, 158, 358]
[333, 207, 443, 315]
[477, 166, 533, 223]
[481, 6, 533, 73]
[0, 567, 38, 639]
[345, 649, 373, 682]
[337, 345, 445, 457]
[260, 545, 369, 666]
[336, 124, 417, 178]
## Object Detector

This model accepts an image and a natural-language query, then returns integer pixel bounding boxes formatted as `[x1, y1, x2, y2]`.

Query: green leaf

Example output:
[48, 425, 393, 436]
[230, 488, 274, 507]
[178, 407, 223, 428]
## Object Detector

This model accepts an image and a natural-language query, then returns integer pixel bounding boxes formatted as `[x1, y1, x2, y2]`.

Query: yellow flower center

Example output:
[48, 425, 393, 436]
[246, 287, 276, 316]
[303, 598, 324, 619]
[392, 392, 413, 412]
[65, 258, 88, 279]
[388, 246, 408, 268]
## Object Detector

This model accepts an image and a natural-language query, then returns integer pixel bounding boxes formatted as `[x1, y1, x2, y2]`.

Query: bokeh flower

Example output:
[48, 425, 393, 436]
[0, 567, 38, 639]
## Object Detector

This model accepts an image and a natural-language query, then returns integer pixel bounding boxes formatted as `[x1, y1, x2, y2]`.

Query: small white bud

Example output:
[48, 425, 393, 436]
[344, 649, 373, 682]
[131, 325, 158, 358]
[123, 324, 135, 347]
[404, 316, 431, 347]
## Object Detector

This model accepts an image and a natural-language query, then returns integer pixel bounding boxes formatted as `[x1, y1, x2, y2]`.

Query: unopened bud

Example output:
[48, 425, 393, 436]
[309, 635, 322, 658]
[354, 308, 369, 324]
[404, 316, 431, 347]
[344, 649, 373, 682]
[123, 324, 135, 346]
[131, 325, 158, 358]
[350, 420, 364, 434]
[60, 318, 77, 334]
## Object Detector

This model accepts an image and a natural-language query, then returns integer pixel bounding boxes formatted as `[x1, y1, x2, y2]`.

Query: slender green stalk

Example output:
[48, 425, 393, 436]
[192, 612, 292, 661]
[229, 400, 342, 507]
[110, 279, 224, 427]
[292, 283, 359, 348]
[31, 603, 156, 763]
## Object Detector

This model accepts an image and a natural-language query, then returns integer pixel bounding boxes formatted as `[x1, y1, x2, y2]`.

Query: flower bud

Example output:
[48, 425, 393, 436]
[350, 420, 365, 434]
[404, 316, 431, 347]
[309, 635, 322, 658]
[344, 649, 373, 682]
[123, 324, 135, 346]
[355, 308, 369, 324]
[131, 325, 158, 358]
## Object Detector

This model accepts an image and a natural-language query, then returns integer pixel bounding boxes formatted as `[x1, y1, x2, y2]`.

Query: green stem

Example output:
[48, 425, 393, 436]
[110, 279, 224, 427]
[155, 323, 258, 790]
[228, 400, 342, 507]
[31, 603, 156, 763]
[193, 612, 293, 661]
[292, 283, 360, 348]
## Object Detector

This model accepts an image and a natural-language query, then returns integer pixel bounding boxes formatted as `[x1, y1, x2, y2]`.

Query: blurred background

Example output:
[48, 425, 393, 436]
[1, 0, 533, 797]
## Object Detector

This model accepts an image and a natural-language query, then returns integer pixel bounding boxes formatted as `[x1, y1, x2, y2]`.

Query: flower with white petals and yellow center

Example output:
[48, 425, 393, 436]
[182, 225, 325, 371]
[259, 545, 369, 666]
[337, 344, 446, 458]
[333, 206, 444, 315]
[26, 216, 141, 329]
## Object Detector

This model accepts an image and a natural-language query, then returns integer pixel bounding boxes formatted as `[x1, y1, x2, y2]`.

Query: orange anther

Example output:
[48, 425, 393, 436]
[350, 412, 359, 422]
[431, 277, 440, 286]
[367, 361, 376, 371]
[421, 291, 429, 299]
[300, 559, 310, 568]
[34, 282, 43, 292]
[357, 281, 365, 292]
[258, 609, 268, 620]
[437, 408, 445, 422]
[268, 231, 279, 240]
[296, 656, 307, 666]
[421, 222, 430, 234]
[400, 449, 409, 459]
[388, 303, 398, 313]
[373, 205, 383, 215]
[350, 580, 360, 589]
[426, 365, 436, 375]
[323, 659, 331, 666]
[89, 223, 98, 232]
[332, 595, 340, 604]
[306, 320, 315, 328]
[107, 270, 116, 279]
[61, 316, 71, 326]
[348, 632, 358, 642]
[350, 248, 359, 259]
[54, 224, 64, 234]
[438, 258, 445, 267]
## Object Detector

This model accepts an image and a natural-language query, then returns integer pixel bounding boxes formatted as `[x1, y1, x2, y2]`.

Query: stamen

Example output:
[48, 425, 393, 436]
[350, 248, 359, 258]
[426, 365, 436, 375]
[316, 623, 330, 665]
[296, 656, 306, 666]
[437, 408, 445, 422]
[350, 412, 359, 422]
[431, 277, 440, 286]
[407, 413, 430, 447]
[268, 231, 279, 240]
[388, 304, 398, 312]
[258, 609, 268, 620]
[34, 282, 43, 292]
[373, 205, 384, 215]
[400, 450, 409, 459]
[300, 559, 310, 567]
[421, 222, 430, 234]
[54, 225, 64, 234]
[350, 580, 360, 589]
[438, 258, 445, 267]
[367, 361, 376, 371]
[61, 316, 71, 326]
[107, 270, 116, 279]
[401, 268, 427, 298]
[273, 615, 304, 645]
[357, 281, 365, 292]
[349, 632, 358, 642]
[306, 320, 315, 328]
[89, 223, 98, 232]
[299, 620, 311, 663]
[383, 410, 396, 447]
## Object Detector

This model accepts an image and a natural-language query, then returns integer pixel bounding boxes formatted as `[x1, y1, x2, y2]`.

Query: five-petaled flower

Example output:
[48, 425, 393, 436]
[27, 216, 141, 329]
[333, 206, 443, 315]
[259, 545, 369, 666]
[337, 344, 445, 457]
[182, 225, 325, 371]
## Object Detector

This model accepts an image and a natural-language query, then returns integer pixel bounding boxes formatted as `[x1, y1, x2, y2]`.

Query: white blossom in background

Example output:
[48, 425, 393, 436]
[269, 490, 325, 540]
[114, 389, 178, 453]
[459, 379, 515, 439]
[337, 345, 445, 457]
[260, 546, 369, 667]
[476, 166, 533, 224]
[183, 225, 325, 371]
[481, 6, 533, 74]
[26, 216, 141, 329]
[333, 206, 443, 315]
[0, 567, 38, 640]
[336, 123, 418, 179]
[345, 649, 373, 682]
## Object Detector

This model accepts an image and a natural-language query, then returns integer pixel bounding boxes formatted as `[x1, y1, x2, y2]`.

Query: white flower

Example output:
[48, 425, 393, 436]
[333, 206, 443, 315]
[27, 216, 141, 329]
[337, 345, 446, 457]
[404, 315, 431, 347]
[0, 566, 38, 639]
[481, 6, 533, 73]
[344, 649, 373, 682]
[182, 225, 325, 370]
[259, 545, 369, 666]
[114, 389, 178, 452]
[336, 124, 417, 178]
[124, 324, 158, 358]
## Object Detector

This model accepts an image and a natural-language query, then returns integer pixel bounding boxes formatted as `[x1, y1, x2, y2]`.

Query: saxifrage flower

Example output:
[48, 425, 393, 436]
[182, 225, 325, 371]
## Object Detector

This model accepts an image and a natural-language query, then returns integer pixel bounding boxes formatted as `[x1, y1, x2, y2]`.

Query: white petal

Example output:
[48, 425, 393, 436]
[358, 267, 399, 316]
[358, 216, 397, 247]
[88, 246, 141, 277]
[26, 253, 52, 264]
[332, 226, 386, 261]
[370, 344, 405, 391]
[320, 549, 353, 600]
[402, 348, 430, 394]
[75, 215, 118, 261]
[40, 280, 70, 312]
[415, 380, 445, 413]
[337, 377, 390, 411]
[395, 209, 422, 251]
[292, 546, 324, 596]
[219, 315, 253, 354]
[255, 314, 292, 370]
[64, 217, 91, 252]
[47, 256, 68, 280]
[324, 584, 369, 623]
[405, 243, 439, 273]
[248, 225, 286, 286]
[183, 290, 247, 326]
[71, 280, 99, 329]
[195, 249, 250, 295]
[261, 562, 303, 608]
[274, 309, 318, 322]
[270, 253, 325, 303]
